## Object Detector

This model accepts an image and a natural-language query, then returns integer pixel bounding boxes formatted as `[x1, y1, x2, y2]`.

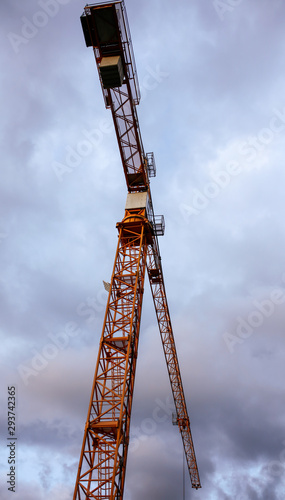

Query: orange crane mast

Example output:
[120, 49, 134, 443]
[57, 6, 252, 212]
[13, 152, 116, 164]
[73, 2, 201, 498]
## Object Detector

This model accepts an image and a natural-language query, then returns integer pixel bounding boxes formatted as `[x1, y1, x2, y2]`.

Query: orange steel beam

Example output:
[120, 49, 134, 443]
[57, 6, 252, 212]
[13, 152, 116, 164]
[73, 208, 151, 500]
[147, 242, 201, 489]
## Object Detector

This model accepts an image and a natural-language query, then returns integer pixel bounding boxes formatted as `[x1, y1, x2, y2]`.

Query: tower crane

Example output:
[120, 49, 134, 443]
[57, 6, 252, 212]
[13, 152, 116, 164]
[73, 2, 201, 498]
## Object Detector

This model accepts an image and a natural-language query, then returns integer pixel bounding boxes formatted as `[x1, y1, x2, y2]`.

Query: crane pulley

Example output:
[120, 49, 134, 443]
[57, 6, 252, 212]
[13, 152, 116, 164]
[73, 2, 201, 498]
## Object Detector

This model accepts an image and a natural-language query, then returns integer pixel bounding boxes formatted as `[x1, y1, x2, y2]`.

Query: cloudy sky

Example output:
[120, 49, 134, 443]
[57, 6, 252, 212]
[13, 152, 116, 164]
[1, 0, 285, 498]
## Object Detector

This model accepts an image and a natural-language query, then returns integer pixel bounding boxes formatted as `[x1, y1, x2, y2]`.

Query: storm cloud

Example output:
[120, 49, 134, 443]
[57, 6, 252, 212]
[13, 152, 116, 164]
[1, 0, 285, 499]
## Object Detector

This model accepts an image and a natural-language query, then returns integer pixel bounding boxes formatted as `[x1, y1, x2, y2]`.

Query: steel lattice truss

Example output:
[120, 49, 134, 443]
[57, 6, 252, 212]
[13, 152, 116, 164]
[73, 2, 201, 498]
[108, 86, 147, 191]
[74, 210, 149, 500]
[147, 243, 200, 488]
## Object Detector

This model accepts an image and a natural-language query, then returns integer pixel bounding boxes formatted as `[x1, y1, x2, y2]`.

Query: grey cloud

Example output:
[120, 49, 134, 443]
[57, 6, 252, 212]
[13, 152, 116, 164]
[1, 0, 285, 499]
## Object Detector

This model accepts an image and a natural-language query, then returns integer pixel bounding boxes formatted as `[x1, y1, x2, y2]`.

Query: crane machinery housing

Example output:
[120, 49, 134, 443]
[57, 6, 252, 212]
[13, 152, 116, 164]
[73, 2, 201, 498]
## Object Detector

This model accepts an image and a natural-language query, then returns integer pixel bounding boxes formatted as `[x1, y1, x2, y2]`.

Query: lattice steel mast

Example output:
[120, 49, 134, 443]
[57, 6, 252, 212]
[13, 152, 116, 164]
[73, 2, 201, 498]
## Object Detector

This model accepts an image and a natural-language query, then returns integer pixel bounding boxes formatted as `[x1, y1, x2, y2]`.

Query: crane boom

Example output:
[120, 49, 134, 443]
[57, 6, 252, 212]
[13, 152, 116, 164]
[74, 2, 201, 497]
